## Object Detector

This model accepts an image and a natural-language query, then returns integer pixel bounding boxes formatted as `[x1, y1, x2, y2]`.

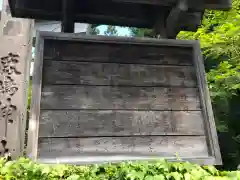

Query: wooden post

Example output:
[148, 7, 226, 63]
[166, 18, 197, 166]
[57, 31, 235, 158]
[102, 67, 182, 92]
[154, 0, 204, 39]
[0, 0, 34, 158]
[61, 0, 74, 33]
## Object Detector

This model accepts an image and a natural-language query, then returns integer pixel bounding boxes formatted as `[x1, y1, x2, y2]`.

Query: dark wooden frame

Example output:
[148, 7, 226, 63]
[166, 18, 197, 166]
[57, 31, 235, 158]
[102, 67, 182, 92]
[27, 31, 222, 165]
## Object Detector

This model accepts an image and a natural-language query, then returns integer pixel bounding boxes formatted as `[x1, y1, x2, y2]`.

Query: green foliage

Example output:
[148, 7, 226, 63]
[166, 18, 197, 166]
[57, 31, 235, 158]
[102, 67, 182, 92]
[178, 0, 240, 169]
[104, 25, 118, 36]
[178, 0, 240, 100]
[129, 0, 240, 169]
[88, 24, 100, 35]
[129, 0, 240, 101]
[27, 80, 32, 114]
[0, 158, 239, 180]
[129, 28, 157, 38]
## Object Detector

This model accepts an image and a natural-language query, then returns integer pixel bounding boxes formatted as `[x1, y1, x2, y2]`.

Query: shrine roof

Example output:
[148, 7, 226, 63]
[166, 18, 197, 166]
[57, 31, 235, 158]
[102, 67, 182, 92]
[8, 0, 232, 28]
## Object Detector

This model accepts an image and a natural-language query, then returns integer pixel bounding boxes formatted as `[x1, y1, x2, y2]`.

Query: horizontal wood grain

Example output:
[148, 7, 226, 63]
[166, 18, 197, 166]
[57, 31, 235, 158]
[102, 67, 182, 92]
[29, 33, 220, 165]
[43, 40, 193, 65]
[41, 86, 201, 110]
[39, 110, 205, 137]
[43, 61, 197, 86]
[37, 136, 208, 159]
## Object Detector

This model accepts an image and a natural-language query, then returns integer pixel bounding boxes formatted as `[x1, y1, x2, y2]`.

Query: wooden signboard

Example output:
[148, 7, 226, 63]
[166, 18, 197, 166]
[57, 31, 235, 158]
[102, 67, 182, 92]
[27, 32, 221, 165]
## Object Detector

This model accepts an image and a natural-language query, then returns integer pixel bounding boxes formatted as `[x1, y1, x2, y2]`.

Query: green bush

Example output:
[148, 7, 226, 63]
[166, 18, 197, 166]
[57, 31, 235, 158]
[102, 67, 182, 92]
[0, 158, 240, 180]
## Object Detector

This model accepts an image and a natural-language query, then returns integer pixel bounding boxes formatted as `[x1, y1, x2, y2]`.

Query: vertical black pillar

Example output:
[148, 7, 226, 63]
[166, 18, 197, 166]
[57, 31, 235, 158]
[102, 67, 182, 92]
[61, 0, 74, 33]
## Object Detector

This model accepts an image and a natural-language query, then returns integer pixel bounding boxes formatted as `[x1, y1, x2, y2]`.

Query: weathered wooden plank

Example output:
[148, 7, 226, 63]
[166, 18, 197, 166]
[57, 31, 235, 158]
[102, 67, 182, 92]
[41, 86, 201, 110]
[39, 110, 205, 137]
[43, 40, 193, 65]
[27, 32, 44, 159]
[193, 42, 222, 164]
[37, 136, 208, 160]
[43, 61, 197, 86]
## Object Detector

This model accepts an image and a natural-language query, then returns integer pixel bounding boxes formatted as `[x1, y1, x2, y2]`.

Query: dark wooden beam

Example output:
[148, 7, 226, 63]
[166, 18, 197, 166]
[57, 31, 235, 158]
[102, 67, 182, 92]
[9, 0, 228, 37]
[112, 0, 231, 10]
[61, 0, 74, 33]
[166, 0, 189, 38]
[153, 12, 167, 38]
[181, 11, 203, 31]
[153, 0, 188, 39]
[154, 0, 203, 39]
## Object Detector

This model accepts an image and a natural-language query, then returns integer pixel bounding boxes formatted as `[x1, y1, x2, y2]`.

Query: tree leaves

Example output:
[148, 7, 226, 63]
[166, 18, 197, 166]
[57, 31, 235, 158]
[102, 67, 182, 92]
[104, 26, 118, 36]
